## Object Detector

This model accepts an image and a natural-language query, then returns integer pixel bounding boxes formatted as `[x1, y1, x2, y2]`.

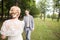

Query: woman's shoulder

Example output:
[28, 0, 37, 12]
[21, 20, 24, 23]
[19, 20, 24, 23]
[18, 20, 24, 24]
[3, 19, 11, 24]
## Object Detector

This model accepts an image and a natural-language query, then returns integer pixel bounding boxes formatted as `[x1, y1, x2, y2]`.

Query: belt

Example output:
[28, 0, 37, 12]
[26, 27, 30, 28]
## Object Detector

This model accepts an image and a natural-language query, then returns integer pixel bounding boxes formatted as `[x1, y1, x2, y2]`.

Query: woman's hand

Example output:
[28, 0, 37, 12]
[1, 35, 6, 40]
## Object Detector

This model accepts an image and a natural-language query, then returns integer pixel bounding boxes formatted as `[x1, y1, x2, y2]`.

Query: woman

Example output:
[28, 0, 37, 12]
[1, 6, 24, 40]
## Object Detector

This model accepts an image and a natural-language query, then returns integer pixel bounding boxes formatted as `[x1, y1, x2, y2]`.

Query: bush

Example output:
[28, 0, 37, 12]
[47, 14, 51, 18]
[51, 13, 58, 19]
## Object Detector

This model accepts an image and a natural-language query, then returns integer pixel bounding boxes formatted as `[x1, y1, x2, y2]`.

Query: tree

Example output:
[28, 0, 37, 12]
[0, 0, 4, 20]
[51, 13, 58, 19]
[47, 14, 51, 18]
[30, 5, 40, 17]
[5, 0, 39, 18]
[37, 0, 47, 21]
[1, 0, 39, 20]
[53, 0, 60, 22]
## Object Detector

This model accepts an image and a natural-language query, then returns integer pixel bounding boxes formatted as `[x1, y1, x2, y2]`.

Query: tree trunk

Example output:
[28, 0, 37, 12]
[52, 9, 55, 21]
[40, 13, 42, 19]
[44, 13, 45, 21]
[57, 8, 60, 22]
[1, 0, 4, 20]
[7, 10, 10, 19]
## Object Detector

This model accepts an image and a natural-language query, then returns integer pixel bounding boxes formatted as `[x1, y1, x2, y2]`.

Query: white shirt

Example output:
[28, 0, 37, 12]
[1, 19, 24, 40]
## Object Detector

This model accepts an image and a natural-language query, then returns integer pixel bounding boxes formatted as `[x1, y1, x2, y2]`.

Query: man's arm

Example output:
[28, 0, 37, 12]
[31, 16, 34, 31]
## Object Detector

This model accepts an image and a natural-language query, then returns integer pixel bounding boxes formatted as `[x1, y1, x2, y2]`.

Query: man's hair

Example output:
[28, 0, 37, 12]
[26, 9, 30, 12]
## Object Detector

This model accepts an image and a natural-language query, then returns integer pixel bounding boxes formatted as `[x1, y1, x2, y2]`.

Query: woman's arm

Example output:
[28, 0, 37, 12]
[1, 21, 7, 40]
[1, 35, 6, 40]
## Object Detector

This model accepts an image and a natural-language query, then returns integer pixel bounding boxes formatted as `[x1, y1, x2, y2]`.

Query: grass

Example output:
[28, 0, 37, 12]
[0, 18, 60, 40]
[31, 18, 60, 40]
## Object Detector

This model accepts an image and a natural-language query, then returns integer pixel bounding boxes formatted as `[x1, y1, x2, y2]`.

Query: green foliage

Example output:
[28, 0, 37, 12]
[37, 0, 47, 20]
[47, 13, 58, 19]
[30, 6, 40, 17]
[6, 0, 18, 10]
[47, 14, 51, 18]
[4, 0, 39, 18]
[37, 0, 47, 14]
[54, 0, 60, 8]
[51, 13, 58, 19]
[53, 0, 60, 21]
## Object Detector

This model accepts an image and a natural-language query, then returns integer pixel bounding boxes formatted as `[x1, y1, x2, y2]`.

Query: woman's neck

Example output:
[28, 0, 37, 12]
[11, 17, 18, 21]
[26, 14, 30, 16]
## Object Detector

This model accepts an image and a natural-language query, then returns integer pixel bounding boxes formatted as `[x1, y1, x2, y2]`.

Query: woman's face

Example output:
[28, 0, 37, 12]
[10, 8, 19, 18]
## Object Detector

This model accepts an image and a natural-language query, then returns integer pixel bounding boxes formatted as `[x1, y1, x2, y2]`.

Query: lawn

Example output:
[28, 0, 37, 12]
[0, 18, 60, 40]
[31, 18, 60, 40]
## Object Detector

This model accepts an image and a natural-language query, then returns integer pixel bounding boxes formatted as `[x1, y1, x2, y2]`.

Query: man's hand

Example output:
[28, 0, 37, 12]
[32, 28, 34, 31]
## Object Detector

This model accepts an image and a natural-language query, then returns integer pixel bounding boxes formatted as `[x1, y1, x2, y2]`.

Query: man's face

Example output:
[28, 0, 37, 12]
[25, 10, 29, 15]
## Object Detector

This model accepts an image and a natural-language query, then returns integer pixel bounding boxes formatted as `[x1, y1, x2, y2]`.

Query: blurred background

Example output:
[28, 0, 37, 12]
[0, 0, 60, 40]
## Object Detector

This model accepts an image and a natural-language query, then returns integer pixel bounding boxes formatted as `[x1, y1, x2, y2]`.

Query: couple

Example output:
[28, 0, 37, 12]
[1, 6, 34, 40]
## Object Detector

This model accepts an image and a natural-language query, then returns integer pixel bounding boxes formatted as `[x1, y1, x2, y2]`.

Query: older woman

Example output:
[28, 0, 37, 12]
[1, 6, 24, 40]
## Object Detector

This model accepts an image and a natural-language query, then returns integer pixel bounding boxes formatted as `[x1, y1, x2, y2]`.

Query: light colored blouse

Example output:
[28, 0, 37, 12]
[1, 20, 24, 36]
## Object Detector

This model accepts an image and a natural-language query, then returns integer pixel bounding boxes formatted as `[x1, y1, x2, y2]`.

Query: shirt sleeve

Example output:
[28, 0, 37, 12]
[1, 21, 8, 36]
[31, 16, 34, 28]
[21, 21, 25, 32]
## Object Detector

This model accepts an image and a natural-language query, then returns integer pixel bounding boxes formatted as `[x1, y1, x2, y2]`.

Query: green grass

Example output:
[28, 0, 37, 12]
[0, 18, 60, 40]
[31, 18, 60, 40]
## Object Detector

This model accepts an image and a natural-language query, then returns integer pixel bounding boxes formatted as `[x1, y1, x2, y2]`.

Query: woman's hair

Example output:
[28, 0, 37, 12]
[9, 6, 21, 16]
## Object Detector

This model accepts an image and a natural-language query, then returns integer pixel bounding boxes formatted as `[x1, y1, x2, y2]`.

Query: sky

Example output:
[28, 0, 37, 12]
[0, 0, 1, 1]
[35, 0, 40, 4]
[46, 0, 53, 15]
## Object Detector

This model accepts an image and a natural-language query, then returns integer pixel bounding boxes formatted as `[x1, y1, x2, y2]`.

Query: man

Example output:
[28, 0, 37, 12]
[24, 9, 34, 40]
